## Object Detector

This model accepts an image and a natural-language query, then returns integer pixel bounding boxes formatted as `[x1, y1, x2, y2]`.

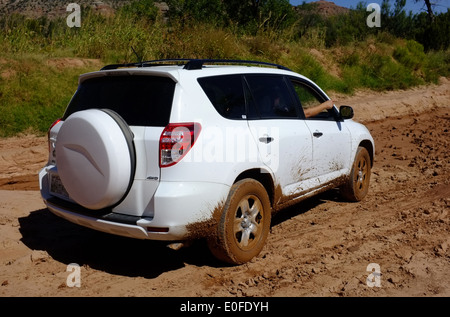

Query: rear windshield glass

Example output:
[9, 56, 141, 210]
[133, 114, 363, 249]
[63, 75, 175, 127]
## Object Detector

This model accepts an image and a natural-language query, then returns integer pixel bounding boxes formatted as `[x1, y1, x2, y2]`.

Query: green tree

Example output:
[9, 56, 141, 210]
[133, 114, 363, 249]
[381, 0, 415, 38]
[413, 10, 450, 50]
[294, 2, 325, 39]
[415, 0, 435, 22]
[258, 0, 296, 30]
[165, 0, 225, 25]
[119, 0, 159, 22]
[324, 3, 372, 47]
[166, 0, 295, 32]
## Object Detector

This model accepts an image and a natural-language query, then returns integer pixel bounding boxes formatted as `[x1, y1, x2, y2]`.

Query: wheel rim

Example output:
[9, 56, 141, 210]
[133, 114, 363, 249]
[354, 155, 369, 192]
[232, 195, 264, 251]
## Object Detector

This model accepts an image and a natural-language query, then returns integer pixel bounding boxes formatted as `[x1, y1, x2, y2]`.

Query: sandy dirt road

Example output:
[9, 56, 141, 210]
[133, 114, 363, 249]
[0, 78, 449, 298]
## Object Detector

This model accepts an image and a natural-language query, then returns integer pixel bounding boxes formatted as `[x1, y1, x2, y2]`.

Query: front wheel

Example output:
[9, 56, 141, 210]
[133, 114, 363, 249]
[340, 146, 371, 202]
[207, 179, 271, 265]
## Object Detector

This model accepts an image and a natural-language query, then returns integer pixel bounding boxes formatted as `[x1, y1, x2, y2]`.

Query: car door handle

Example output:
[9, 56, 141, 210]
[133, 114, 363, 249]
[313, 131, 323, 138]
[259, 136, 274, 144]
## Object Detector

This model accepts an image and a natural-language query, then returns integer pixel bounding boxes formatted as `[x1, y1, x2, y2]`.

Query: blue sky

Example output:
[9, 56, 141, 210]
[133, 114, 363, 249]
[289, 0, 450, 14]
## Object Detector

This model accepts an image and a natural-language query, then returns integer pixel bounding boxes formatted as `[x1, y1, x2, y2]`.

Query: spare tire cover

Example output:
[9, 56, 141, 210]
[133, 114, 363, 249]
[56, 109, 135, 210]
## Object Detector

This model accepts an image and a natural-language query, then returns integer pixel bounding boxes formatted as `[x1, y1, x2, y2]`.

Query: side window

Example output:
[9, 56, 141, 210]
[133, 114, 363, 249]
[198, 75, 246, 120]
[245, 75, 298, 119]
[290, 79, 332, 120]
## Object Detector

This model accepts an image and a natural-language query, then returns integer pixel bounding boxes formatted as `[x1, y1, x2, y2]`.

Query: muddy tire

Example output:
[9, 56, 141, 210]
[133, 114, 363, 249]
[340, 146, 371, 202]
[207, 179, 271, 265]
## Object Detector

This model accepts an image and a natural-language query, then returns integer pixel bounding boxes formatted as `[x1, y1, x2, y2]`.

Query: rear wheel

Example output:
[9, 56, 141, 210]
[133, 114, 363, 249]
[208, 179, 271, 265]
[340, 146, 371, 202]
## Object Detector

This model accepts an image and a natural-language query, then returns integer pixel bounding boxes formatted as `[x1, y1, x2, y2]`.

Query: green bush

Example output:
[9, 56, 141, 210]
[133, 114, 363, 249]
[423, 49, 450, 83]
[119, 0, 159, 22]
[0, 56, 95, 137]
[393, 40, 426, 70]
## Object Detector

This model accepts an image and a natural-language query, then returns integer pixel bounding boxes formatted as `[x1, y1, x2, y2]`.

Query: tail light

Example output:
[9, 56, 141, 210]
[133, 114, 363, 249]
[159, 122, 201, 167]
[48, 118, 61, 153]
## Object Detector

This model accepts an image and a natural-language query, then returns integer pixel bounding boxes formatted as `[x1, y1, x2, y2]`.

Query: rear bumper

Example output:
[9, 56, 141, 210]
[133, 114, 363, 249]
[46, 200, 152, 239]
[40, 167, 229, 241]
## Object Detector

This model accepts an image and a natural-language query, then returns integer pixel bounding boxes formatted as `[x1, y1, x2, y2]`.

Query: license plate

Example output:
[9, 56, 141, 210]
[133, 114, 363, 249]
[49, 173, 70, 199]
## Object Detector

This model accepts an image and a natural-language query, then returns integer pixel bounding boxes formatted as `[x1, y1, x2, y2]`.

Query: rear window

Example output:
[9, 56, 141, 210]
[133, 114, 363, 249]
[63, 75, 175, 127]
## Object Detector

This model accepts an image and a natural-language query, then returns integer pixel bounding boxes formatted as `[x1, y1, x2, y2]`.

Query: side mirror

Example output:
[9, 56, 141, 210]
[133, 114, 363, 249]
[340, 105, 354, 120]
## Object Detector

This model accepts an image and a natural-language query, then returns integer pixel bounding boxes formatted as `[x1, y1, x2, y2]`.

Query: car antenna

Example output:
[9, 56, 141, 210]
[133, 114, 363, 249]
[131, 46, 143, 67]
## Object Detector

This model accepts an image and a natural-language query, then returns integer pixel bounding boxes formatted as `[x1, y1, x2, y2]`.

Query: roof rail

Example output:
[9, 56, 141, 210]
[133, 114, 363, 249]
[100, 59, 191, 70]
[183, 59, 291, 71]
[100, 59, 291, 71]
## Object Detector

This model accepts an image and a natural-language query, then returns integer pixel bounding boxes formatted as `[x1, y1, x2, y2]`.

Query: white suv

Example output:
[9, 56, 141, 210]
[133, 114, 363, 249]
[39, 59, 374, 264]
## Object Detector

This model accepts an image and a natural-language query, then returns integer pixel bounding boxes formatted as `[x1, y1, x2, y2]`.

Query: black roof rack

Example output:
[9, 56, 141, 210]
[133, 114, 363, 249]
[100, 59, 291, 71]
[100, 59, 190, 70]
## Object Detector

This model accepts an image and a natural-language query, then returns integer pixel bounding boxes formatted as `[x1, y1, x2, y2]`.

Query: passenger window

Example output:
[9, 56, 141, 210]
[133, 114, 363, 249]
[198, 75, 246, 120]
[245, 75, 298, 119]
[290, 80, 332, 120]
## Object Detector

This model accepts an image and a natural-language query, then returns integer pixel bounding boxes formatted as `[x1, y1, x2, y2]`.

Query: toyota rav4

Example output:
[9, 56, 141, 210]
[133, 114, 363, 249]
[39, 59, 374, 265]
